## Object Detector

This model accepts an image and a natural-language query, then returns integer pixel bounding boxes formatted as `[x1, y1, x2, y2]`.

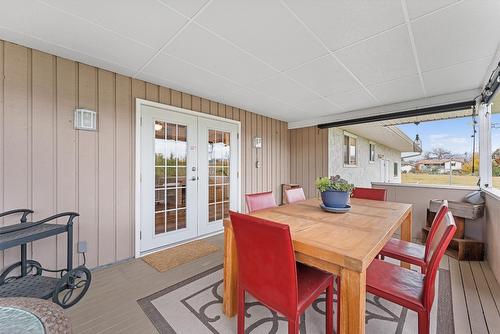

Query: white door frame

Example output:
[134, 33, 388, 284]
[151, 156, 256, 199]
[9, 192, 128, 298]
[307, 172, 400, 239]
[134, 98, 241, 258]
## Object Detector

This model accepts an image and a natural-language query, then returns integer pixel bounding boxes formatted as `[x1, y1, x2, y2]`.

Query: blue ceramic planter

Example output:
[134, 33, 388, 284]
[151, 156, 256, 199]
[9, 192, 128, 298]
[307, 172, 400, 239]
[321, 190, 350, 208]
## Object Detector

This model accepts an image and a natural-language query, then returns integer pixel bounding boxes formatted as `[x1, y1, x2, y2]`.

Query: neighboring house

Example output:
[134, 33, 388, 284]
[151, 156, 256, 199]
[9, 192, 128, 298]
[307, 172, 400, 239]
[328, 123, 417, 187]
[416, 159, 464, 173]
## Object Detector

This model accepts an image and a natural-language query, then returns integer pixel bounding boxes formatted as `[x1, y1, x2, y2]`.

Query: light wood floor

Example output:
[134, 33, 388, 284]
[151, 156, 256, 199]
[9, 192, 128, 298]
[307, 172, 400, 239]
[66, 234, 500, 334]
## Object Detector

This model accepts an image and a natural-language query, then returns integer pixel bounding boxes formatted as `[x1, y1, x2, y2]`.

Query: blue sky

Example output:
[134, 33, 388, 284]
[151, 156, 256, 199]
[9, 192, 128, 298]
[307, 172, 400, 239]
[398, 114, 500, 156]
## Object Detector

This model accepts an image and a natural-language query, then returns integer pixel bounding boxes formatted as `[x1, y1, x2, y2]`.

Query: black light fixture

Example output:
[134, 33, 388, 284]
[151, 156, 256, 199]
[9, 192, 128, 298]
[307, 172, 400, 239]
[412, 122, 422, 152]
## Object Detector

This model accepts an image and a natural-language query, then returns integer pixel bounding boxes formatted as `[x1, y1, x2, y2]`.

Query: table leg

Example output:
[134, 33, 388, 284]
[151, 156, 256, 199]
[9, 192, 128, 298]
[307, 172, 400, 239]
[339, 267, 366, 334]
[400, 210, 413, 269]
[223, 224, 238, 317]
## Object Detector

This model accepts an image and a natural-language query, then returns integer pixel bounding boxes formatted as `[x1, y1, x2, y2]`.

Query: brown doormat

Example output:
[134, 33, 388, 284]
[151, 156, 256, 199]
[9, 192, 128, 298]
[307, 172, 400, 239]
[142, 240, 219, 272]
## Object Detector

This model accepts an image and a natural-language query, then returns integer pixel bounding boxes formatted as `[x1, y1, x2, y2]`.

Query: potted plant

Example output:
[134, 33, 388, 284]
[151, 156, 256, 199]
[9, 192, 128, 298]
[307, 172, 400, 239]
[315, 175, 355, 208]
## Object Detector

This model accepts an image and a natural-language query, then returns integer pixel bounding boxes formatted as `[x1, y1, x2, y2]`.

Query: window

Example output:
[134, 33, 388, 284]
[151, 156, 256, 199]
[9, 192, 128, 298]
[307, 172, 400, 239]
[369, 143, 376, 162]
[394, 162, 399, 177]
[343, 133, 357, 166]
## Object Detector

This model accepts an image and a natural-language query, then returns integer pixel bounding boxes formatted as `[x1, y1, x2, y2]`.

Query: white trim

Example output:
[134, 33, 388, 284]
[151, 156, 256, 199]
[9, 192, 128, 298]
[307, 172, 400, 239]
[134, 98, 241, 258]
[479, 102, 493, 188]
[372, 181, 479, 191]
[483, 187, 500, 201]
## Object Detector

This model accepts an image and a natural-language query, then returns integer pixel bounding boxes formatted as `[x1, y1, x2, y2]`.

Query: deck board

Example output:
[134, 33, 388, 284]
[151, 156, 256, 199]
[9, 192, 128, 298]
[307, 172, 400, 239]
[65, 235, 500, 334]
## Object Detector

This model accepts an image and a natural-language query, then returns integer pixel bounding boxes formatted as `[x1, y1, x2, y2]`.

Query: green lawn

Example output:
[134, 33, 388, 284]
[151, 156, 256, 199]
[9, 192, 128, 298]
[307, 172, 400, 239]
[402, 173, 500, 188]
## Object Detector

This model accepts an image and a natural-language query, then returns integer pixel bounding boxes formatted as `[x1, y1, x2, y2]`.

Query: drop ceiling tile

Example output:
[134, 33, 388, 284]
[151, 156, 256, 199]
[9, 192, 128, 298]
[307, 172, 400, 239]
[422, 57, 492, 96]
[327, 89, 376, 111]
[367, 75, 425, 104]
[41, 0, 187, 49]
[195, 0, 327, 71]
[405, 0, 460, 19]
[412, 0, 500, 72]
[247, 74, 319, 105]
[284, 0, 405, 51]
[0, 0, 155, 71]
[164, 24, 278, 85]
[140, 53, 244, 101]
[0, 26, 137, 77]
[295, 98, 343, 117]
[335, 25, 417, 85]
[159, 0, 209, 17]
[286, 55, 362, 96]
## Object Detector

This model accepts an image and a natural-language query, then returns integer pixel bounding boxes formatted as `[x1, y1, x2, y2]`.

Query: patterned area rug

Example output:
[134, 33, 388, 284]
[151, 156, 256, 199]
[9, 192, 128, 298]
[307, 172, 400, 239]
[138, 264, 454, 334]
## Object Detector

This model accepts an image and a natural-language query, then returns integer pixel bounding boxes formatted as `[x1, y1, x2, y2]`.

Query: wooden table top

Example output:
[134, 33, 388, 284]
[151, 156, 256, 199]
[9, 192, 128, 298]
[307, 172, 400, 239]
[225, 198, 412, 272]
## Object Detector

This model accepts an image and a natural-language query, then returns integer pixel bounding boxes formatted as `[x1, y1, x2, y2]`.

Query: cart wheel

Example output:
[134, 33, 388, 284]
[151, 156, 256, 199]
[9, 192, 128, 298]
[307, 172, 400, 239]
[52, 266, 91, 309]
[0, 260, 42, 285]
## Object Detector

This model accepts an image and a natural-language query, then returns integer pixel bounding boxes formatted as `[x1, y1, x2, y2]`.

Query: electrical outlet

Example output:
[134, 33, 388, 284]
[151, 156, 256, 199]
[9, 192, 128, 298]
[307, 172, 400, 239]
[78, 241, 87, 253]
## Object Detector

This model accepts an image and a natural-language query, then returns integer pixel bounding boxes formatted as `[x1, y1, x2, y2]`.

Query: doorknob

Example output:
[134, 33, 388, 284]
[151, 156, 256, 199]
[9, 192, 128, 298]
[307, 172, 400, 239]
[191, 176, 199, 181]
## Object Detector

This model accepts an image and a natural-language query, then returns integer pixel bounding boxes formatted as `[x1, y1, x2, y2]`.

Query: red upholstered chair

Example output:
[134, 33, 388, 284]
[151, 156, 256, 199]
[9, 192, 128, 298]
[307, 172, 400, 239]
[351, 187, 387, 201]
[245, 191, 277, 213]
[380, 200, 448, 273]
[284, 187, 306, 204]
[229, 211, 334, 334]
[367, 211, 456, 334]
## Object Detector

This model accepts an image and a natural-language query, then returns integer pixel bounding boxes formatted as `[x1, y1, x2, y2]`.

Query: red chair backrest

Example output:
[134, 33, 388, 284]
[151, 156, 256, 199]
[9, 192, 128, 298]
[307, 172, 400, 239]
[245, 191, 277, 212]
[424, 200, 449, 262]
[285, 188, 306, 204]
[229, 211, 298, 317]
[423, 211, 456, 310]
[351, 187, 387, 201]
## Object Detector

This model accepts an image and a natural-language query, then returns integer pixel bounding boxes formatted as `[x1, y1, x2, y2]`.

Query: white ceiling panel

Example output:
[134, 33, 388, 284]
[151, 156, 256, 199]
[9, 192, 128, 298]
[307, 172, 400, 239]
[327, 89, 376, 111]
[412, 0, 500, 72]
[159, 0, 209, 18]
[248, 74, 319, 105]
[140, 53, 244, 102]
[0, 0, 497, 124]
[367, 75, 425, 104]
[284, 0, 405, 51]
[41, 0, 187, 49]
[422, 57, 492, 96]
[295, 98, 342, 117]
[0, 0, 155, 71]
[164, 24, 278, 85]
[195, 0, 327, 71]
[335, 25, 418, 86]
[286, 55, 362, 96]
[0, 26, 137, 77]
[405, 0, 460, 20]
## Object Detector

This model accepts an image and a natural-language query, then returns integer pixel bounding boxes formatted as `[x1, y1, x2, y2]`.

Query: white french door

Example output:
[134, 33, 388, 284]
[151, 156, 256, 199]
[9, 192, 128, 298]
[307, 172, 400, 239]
[138, 103, 239, 254]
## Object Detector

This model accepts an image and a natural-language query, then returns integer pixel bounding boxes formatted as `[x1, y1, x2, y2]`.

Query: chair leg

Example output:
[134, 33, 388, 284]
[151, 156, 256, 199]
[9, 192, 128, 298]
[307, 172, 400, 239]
[336, 277, 341, 334]
[288, 317, 299, 334]
[418, 310, 430, 334]
[237, 287, 245, 334]
[326, 283, 333, 334]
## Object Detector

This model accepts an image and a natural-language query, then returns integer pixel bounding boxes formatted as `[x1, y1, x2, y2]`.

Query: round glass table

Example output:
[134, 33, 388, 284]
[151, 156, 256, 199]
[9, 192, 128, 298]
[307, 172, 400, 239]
[0, 306, 45, 334]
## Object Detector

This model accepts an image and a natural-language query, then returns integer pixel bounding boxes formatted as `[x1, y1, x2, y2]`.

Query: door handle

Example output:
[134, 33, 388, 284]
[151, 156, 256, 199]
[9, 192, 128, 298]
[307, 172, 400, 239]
[191, 176, 199, 181]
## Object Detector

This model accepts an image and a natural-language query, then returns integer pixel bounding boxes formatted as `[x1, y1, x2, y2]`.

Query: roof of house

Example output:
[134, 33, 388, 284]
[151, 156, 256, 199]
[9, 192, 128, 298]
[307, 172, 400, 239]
[341, 123, 417, 153]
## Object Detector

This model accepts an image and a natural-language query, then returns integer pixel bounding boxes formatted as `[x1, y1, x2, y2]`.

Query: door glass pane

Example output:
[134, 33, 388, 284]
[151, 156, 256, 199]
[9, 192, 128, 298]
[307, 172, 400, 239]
[208, 129, 230, 223]
[154, 121, 189, 235]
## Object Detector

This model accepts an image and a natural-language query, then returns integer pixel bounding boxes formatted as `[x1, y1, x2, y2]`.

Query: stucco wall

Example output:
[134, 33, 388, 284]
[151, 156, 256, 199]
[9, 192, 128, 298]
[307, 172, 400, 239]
[328, 128, 401, 187]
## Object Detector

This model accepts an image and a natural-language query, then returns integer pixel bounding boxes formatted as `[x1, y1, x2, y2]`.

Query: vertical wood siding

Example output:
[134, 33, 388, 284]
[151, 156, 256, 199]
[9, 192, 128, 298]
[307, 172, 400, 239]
[0, 40, 290, 270]
[289, 126, 328, 199]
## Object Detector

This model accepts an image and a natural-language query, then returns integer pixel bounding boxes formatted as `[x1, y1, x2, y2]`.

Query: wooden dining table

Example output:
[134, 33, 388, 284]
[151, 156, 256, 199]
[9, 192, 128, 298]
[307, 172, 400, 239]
[222, 197, 412, 334]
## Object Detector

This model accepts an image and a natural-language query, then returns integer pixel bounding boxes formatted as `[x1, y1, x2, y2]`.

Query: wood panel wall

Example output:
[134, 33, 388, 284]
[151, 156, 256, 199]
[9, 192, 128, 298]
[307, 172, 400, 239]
[289, 127, 328, 199]
[0, 40, 290, 270]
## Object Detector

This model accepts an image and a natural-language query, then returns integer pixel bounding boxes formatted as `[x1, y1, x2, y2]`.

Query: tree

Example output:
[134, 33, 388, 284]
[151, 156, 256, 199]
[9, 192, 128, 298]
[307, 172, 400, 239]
[493, 148, 500, 164]
[424, 147, 452, 160]
[462, 154, 479, 175]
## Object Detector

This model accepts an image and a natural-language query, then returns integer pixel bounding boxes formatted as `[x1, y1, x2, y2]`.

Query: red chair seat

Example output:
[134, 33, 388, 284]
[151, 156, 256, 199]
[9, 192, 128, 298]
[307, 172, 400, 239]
[367, 259, 425, 312]
[380, 238, 426, 268]
[297, 263, 333, 313]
